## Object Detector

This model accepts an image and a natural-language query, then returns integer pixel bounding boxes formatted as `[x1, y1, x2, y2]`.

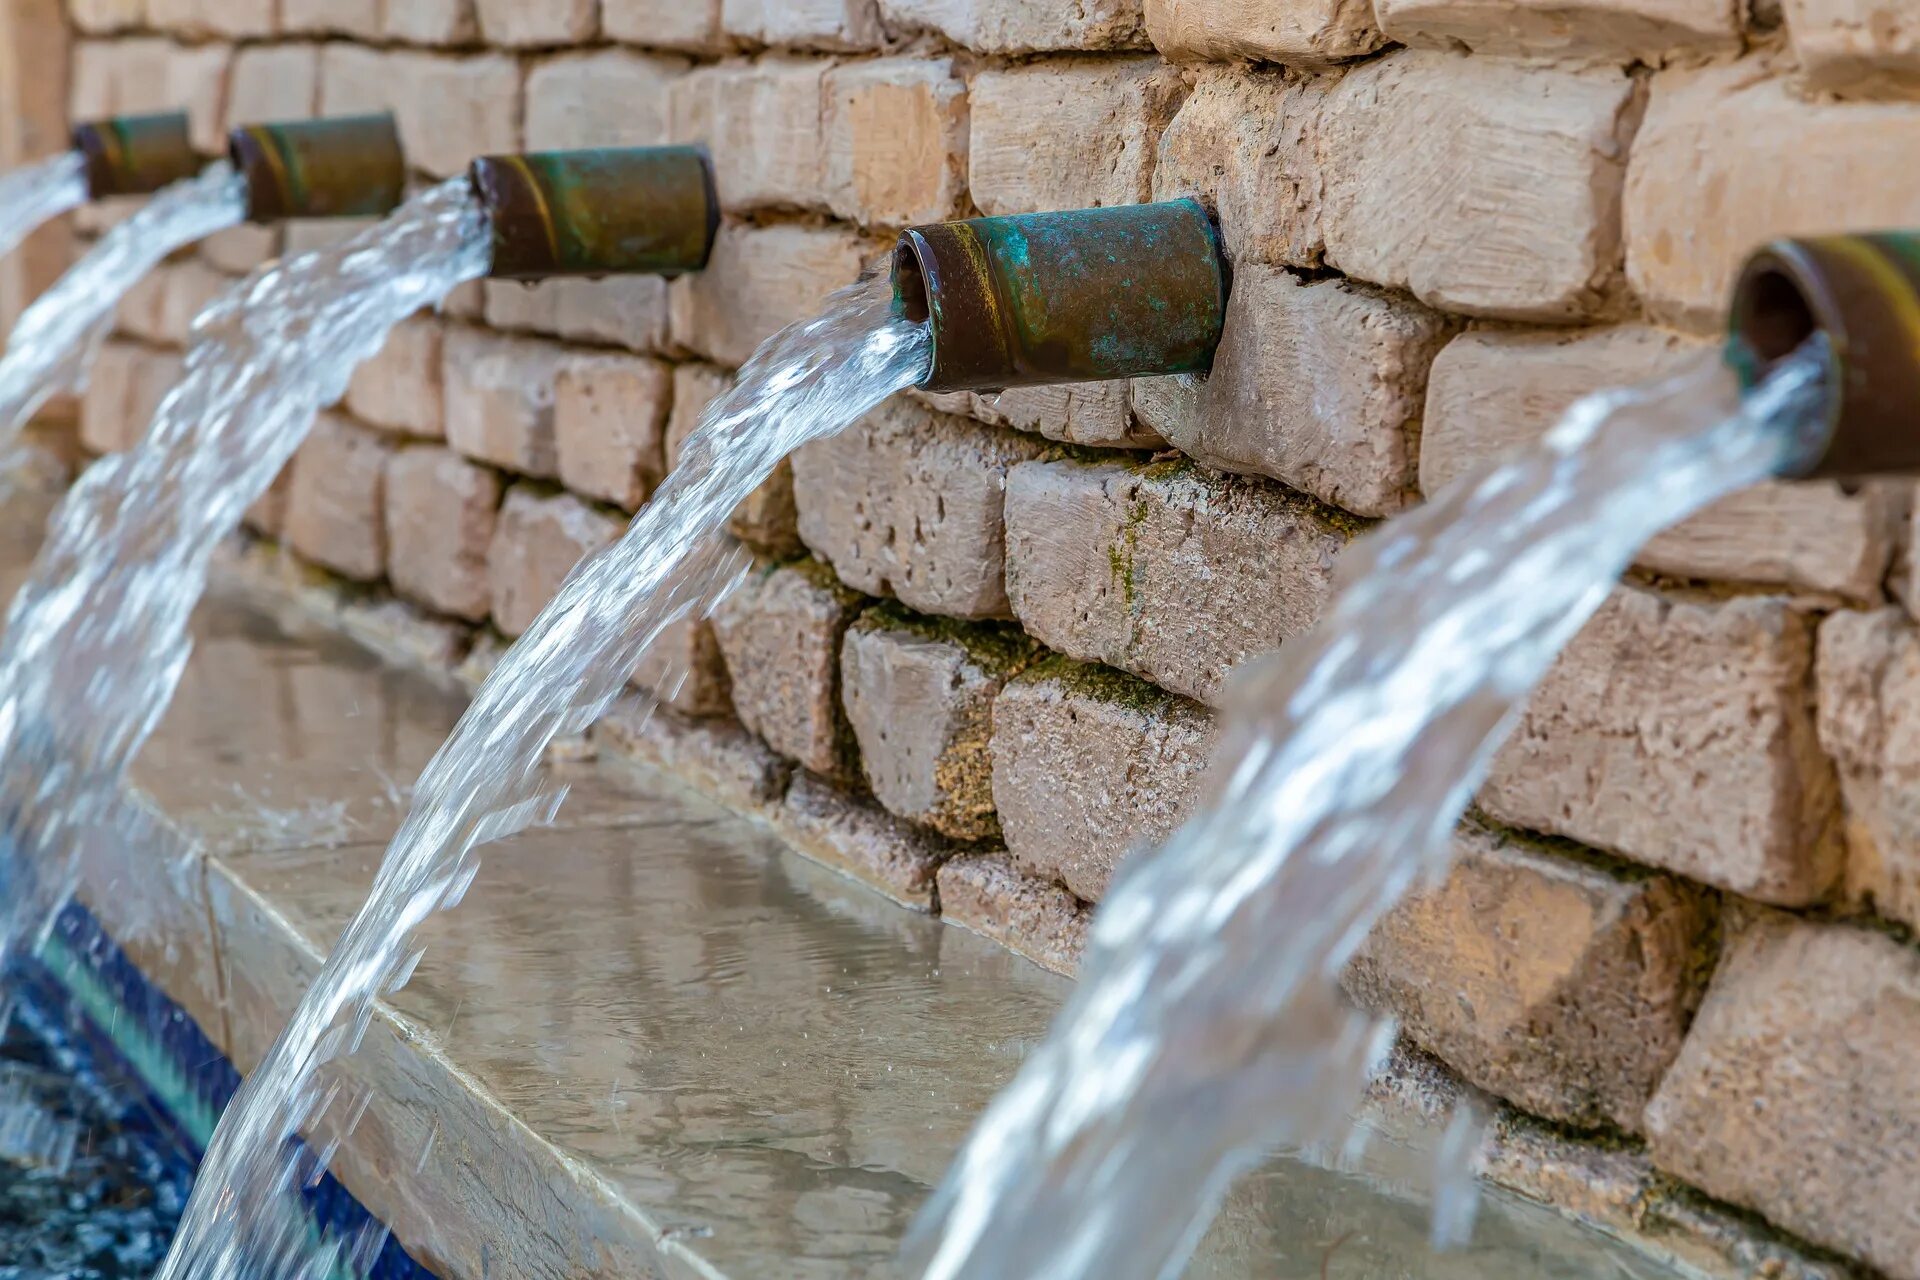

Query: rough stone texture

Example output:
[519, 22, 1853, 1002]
[201, 224, 279, 276]
[80, 341, 179, 455]
[668, 223, 871, 368]
[963, 382, 1161, 450]
[285, 415, 396, 583]
[1421, 326, 1904, 602]
[1347, 825, 1714, 1133]
[723, 0, 884, 49]
[346, 317, 446, 440]
[476, 0, 595, 46]
[1003, 457, 1352, 705]
[224, 42, 320, 130]
[1146, 0, 1384, 62]
[443, 328, 565, 480]
[554, 353, 671, 511]
[1374, 0, 1741, 59]
[281, 0, 378, 35]
[968, 59, 1187, 216]
[772, 772, 951, 911]
[525, 50, 682, 152]
[1786, 0, 1920, 96]
[70, 37, 231, 155]
[792, 399, 1046, 620]
[669, 59, 829, 214]
[1484, 586, 1842, 906]
[666, 363, 804, 557]
[483, 277, 670, 353]
[822, 57, 969, 228]
[880, 0, 1147, 52]
[383, 0, 478, 43]
[935, 852, 1089, 977]
[991, 658, 1216, 901]
[1320, 51, 1642, 322]
[1627, 59, 1920, 330]
[595, 694, 794, 815]
[146, 0, 269, 37]
[385, 446, 502, 623]
[1132, 268, 1451, 518]
[320, 47, 521, 180]
[630, 614, 733, 718]
[710, 560, 864, 782]
[486, 487, 623, 638]
[244, 464, 292, 538]
[603, 0, 726, 52]
[1645, 910, 1920, 1278]
[68, 0, 144, 32]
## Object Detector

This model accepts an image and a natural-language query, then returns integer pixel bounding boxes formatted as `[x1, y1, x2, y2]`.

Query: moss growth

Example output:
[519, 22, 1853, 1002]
[854, 599, 1043, 675]
[1015, 652, 1187, 715]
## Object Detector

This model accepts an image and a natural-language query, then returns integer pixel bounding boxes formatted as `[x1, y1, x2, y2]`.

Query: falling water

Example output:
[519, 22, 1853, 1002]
[907, 341, 1835, 1280]
[156, 272, 930, 1279]
[0, 152, 87, 270]
[0, 163, 247, 454]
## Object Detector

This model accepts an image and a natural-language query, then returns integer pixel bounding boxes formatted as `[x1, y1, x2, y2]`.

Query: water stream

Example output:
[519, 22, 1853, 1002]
[904, 341, 1834, 1280]
[0, 152, 87, 272]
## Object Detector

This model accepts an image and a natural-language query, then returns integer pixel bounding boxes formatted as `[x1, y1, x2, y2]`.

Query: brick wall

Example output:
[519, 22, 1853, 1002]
[33, 0, 1920, 1273]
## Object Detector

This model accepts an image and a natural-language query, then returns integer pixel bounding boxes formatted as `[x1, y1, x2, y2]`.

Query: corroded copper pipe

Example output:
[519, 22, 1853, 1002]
[469, 147, 718, 281]
[70, 112, 200, 201]
[892, 199, 1227, 393]
[227, 115, 407, 223]
[1729, 234, 1920, 479]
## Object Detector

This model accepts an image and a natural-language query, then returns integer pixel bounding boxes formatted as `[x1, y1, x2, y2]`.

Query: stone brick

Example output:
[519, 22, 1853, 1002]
[792, 399, 1046, 620]
[476, 0, 596, 45]
[1320, 51, 1641, 322]
[1421, 327, 1905, 601]
[879, 0, 1148, 52]
[383, 0, 478, 43]
[603, 0, 726, 51]
[773, 772, 951, 911]
[968, 59, 1187, 216]
[596, 695, 794, 814]
[224, 43, 320, 133]
[710, 559, 863, 780]
[71, 39, 233, 156]
[525, 51, 682, 152]
[282, 0, 380, 36]
[69, 0, 145, 33]
[1347, 824, 1714, 1133]
[554, 352, 671, 511]
[1786, 0, 1920, 97]
[1003, 457, 1352, 705]
[822, 57, 969, 228]
[146, 0, 271, 39]
[840, 610, 1038, 841]
[156, 260, 230, 348]
[666, 363, 803, 556]
[245, 463, 292, 538]
[80, 341, 179, 454]
[115, 270, 170, 347]
[1483, 585, 1841, 906]
[487, 487, 623, 638]
[385, 446, 501, 622]
[964, 382, 1160, 450]
[722, 0, 883, 49]
[1146, 0, 1384, 62]
[1374, 0, 1740, 59]
[630, 614, 733, 718]
[346, 317, 445, 439]
[285, 414, 395, 582]
[990, 658, 1216, 901]
[936, 852, 1089, 977]
[1645, 911, 1920, 1277]
[1133, 269, 1450, 518]
[669, 59, 829, 214]
[483, 277, 671, 352]
[443, 328, 565, 479]
[1626, 60, 1920, 330]
[202, 224, 279, 276]
[322, 48, 520, 180]
[668, 223, 870, 367]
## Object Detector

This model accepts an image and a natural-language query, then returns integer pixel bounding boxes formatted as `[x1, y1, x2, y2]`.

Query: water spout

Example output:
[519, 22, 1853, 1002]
[468, 145, 718, 280]
[69, 112, 200, 201]
[227, 114, 408, 223]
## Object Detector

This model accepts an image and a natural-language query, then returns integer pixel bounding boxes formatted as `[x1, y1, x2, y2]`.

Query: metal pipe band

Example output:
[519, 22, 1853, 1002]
[70, 112, 200, 201]
[469, 147, 719, 281]
[227, 114, 407, 223]
[891, 198, 1227, 393]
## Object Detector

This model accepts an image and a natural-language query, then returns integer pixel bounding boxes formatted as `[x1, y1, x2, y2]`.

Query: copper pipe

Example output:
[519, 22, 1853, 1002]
[469, 146, 718, 281]
[70, 112, 200, 201]
[227, 115, 407, 223]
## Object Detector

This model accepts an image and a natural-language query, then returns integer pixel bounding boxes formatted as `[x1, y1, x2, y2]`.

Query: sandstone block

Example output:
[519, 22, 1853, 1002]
[666, 363, 803, 556]
[285, 414, 395, 582]
[483, 277, 671, 352]
[1645, 911, 1920, 1277]
[225, 43, 320, 135]
[244, 464, 292, 538]
[1484, 585, 1841, 905]
[1786, 0, 1920, 97]
[1421, 326, 1904, 601]
[668, 223, 870, 367]
[1003, 457, 1352, 704]
[487, 487, 623, 638]
[774, 772, 951, 911]
[70, 0, 145, 33]
[1348, 824, 1714, 1132]
[1146, 0, 1384, 62]
[596, 695, 794, 814]
[554, 353, 671, 510]
[1321, 51, 1641, 322]
[710, 559, 864, 780]
[80, 341, 179, 454]
[72, 39, 232, 156]
[723, 0, 884, 49]
[1628, 59, 1920, 328]
[281, 0, 379, 36]
[385, 446, 502, 622]
[968, 59, 1186, 216]
[323, 49, 520, 179]
[476, 0, 596, 45]
[879, 0, 1148, 52]
[1374, 0, 1740, 59]
[525, 51, 682, 152]
[115, 270, 170, 347]
[346, 317, 446, 439]
[669, 59, 829, 214]
[792, 399, 1046, 620]
[936, 852, 1089, 977]
[630, 614, 733, 718]
[443, 328, 565, 479]
[603, 0, 727, 52]
[822, 57, 969, 228]
[990, 658, 1216, 901]
[157, 260, 230, 347]
[146, 0, 271, 38]
[963, 382, 1160, 450]
[383, 0, 478, 43]
[202, 224, 279, 276]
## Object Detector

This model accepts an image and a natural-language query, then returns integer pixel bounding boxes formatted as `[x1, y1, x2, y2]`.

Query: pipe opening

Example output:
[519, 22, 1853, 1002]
[892, 242, 930, 325]
[1735, 264, 1818, 371]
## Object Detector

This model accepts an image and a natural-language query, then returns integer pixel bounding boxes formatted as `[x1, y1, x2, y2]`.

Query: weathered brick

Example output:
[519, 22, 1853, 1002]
[1004, 457, 1352, 705]
[1146, 0, 1384, 62]
[115, 270, 170, 347]
[968, 59, 1186, 216]
[792, 399, 1046, 620]
[385, 446, 501, 622]
[244, 464, 292, 538]
[722, 0, 883, 49]
[822, 57, 969, 228]
[443, 328, 564, 479]
[383, 0, 478, 43]
[487, 487, 622, 638]
[281, 0, 379, 37]
[69, 0, 145, 34]
[72, 38, 232, 156]
[669, 59, 828, 214]
[345, 317, 446, 439]
[1421, 326, 1904, 601]
[147, 0, 272, 39]
[1484, 585, 1841, 906]
[630, 614, 733, 718]
[936, 852, 1089, 977]
[322, 48, 520, 180]
[525, 51, 682, 152]
[880, 0, 1147, 52]
[1645, 911, 1920, 1277]
[710, 559, 863, 780]
[224, 43, 319, 134]
[156, 260, 230, 348]
[1785, 0, 1920, 97]
[201, 224, 279, 276]
[80, 341, 179, 454]
[1348, 824, 1714, 1133]
[603, 0, 726, 51]
[773, 772, 950, 911]
[483, 277, 671, 352]
[990, 658, 1216, 901]
[554, 352, 670, 511]
[964, 382, 1160, 450]
[666, 363, 803, 556]
[1374, 0, 1740, 59]
[596, 695, 794, 815]
[1321, 51, 1641, 322]
[476, 0, 596, 45]
[285, 414, 395, 582]
[668, 223, 870, 367]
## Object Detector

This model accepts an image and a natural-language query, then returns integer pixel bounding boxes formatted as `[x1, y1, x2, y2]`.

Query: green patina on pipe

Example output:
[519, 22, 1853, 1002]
[70, 112, 200, 201]
[227, 115, 407, 224]
[469, 147, 719, 281]
[891, 199, 1227, 393]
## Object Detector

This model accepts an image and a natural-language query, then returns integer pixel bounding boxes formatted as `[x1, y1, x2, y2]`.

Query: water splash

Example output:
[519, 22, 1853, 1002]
[0, 152, 86, 271]
[907, 342, 1834, 1280]
[0, 163, 246, 447]
[157, 272, 930, 1279]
